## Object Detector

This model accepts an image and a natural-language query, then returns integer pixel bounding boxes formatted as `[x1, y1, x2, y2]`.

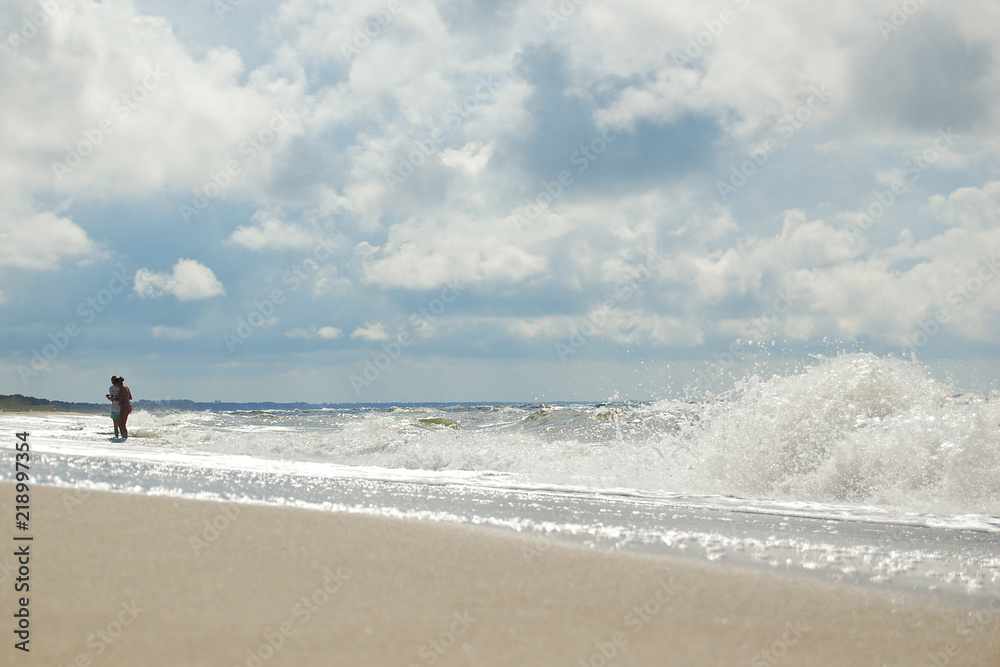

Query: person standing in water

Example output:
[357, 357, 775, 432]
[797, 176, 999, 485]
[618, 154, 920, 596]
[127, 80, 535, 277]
[106, 376, 121, 438]
[113, 376, 133, 439]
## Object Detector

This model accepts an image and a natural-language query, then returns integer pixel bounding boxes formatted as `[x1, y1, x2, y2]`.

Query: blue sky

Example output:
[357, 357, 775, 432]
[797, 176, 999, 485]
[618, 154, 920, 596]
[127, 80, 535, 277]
[2, 0, 1000, 403]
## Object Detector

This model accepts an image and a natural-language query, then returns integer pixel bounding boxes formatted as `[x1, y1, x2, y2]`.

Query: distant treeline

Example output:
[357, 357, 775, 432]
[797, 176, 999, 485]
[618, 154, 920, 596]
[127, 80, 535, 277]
[0, 394, 476, 413]
[0, 394, 106, 413]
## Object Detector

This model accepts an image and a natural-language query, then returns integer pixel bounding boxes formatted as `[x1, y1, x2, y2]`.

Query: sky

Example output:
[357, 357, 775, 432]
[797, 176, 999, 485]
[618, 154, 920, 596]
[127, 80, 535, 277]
[2, 0, 1000, 403]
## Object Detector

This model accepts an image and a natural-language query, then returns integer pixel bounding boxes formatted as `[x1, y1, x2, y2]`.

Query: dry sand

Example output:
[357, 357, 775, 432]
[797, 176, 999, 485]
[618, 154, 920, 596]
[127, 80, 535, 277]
[1, 483, 997, 666]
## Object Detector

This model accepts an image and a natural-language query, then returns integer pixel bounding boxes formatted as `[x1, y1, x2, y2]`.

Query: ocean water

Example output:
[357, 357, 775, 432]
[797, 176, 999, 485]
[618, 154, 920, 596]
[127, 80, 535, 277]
[4, 353, 1000, 598]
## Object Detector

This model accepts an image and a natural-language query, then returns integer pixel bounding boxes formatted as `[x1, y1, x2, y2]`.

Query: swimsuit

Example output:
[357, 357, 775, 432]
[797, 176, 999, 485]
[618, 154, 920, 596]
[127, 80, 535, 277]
[109, 385, 120, 419]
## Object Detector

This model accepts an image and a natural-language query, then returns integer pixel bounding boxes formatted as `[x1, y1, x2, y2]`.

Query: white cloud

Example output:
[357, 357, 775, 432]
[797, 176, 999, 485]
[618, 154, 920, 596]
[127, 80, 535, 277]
[4, 0, 1000, 402]
[650, 183, 1000, 345]
[133, 259, 226, 301]
[313, 265, 353, 297]
[497, 311, 703, 347]
[350, 322, 389, 341]
[0, 0, 305, 210]
[929, 181, 1000, 231]
[152, 326, 198, 340]
[360, 214, 549, 289]
[316, 326, 343, 339]
[225, 211, 319, 251]
[0, 196, 102, 270]
[440, 141, 493, 175]
[285, 326, 343, 340]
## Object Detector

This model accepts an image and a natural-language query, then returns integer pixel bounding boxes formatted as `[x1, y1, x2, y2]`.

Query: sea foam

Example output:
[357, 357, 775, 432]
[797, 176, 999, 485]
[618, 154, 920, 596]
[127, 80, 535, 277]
[9, 353, 1000, 517]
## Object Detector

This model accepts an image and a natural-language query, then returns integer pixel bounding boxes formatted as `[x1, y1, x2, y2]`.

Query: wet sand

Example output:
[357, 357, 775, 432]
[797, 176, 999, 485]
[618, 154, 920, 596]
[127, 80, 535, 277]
[1, 483, 997, 666]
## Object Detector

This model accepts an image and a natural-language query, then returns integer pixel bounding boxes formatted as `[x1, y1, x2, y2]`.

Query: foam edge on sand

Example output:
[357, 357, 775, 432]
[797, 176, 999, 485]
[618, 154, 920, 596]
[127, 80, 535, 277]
[1, 483, 997, 666]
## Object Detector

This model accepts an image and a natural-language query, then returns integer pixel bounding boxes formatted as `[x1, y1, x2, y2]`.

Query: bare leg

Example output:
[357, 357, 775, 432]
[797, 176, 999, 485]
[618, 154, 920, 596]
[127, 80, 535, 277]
[114, 417, 120, 438]
[120, 410, 129, 439]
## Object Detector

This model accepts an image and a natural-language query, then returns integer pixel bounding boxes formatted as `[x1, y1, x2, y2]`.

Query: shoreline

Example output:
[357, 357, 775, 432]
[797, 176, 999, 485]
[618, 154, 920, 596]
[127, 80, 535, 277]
[6, 432, 1000, 600]
[2, 483, 998, 665]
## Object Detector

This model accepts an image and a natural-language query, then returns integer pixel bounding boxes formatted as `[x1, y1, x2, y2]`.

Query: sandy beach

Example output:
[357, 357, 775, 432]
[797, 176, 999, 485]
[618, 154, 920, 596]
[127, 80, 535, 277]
[0, 482, 995, 666]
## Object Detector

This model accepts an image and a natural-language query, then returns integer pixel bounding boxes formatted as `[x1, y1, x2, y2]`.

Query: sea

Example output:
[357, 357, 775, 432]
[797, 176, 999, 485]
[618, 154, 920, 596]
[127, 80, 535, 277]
[3, 353, 999, 600]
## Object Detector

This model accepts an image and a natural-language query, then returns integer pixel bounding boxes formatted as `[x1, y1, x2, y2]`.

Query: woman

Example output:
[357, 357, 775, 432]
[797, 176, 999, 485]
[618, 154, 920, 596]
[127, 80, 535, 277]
[106, 376, 121, 438]
[114, 376, 133, 439]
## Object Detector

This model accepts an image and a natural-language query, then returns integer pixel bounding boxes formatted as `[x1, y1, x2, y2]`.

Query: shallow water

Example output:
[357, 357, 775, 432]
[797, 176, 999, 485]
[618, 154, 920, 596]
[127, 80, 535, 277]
[3, 353, 999, 598]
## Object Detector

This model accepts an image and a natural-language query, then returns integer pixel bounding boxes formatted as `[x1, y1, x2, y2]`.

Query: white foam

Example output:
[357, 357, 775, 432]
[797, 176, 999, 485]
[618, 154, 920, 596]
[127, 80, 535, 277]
[5, 353, 999, 524]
